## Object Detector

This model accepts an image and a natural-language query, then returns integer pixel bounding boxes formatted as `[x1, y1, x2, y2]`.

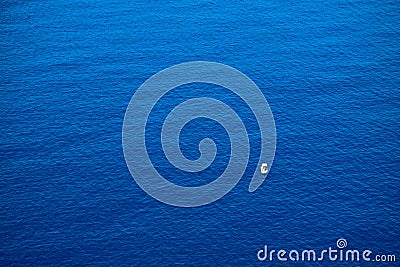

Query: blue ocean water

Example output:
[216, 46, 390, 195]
[1, 0, 399, 266]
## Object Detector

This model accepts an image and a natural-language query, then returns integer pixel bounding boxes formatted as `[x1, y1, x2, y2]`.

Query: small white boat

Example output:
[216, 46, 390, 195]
[261, 163, 269, 175]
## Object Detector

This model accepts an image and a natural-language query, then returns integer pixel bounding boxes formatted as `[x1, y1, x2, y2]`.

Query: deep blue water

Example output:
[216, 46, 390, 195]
[1, 0, 399, 266]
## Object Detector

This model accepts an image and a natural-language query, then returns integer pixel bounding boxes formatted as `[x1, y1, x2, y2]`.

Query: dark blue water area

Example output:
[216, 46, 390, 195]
[146, 83, 261, 187]
[1, 0, 399, 266]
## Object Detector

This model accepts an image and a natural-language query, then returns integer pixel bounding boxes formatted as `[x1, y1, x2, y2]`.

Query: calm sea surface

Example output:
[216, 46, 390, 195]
[1, 0, 399, 265]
